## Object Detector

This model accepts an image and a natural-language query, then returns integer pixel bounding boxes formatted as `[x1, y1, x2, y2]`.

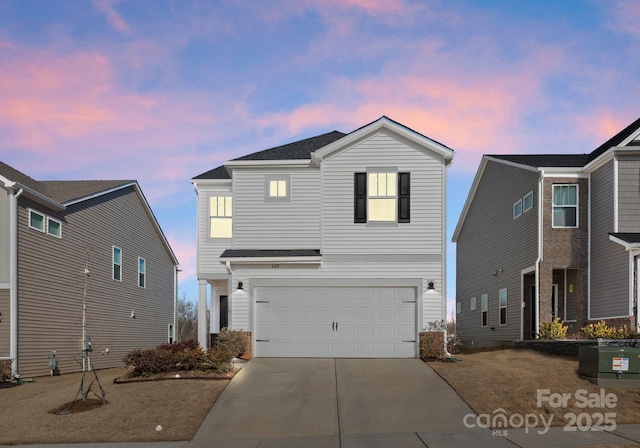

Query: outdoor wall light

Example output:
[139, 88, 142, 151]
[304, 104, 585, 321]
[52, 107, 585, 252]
[426, 281, 436, 294]
[493, 267, 504, 277]
[237, 281, 244, 290]
[130, 311, 136, 319]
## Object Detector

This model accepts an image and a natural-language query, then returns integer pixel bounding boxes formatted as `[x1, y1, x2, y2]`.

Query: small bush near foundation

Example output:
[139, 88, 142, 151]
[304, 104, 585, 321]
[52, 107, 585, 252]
[0, 360, 13, 384]
[538, 318, 568, 340]
[582, 321, 639, 339]
[420, 324, 446, 360]
[123, 339, 233, 378]
[214, 328, 248, 358]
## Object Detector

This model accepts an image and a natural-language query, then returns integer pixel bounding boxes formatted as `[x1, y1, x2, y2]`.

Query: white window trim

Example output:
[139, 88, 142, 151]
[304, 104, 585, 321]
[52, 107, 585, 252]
[209, 195, 233, 239]
[552, 184, 579, 228]
[367, 168, 398, 224]
[113, 246, 122, 282]
[138, 257, 146, 288]
[481, 294, 488, 327]
[513, 199, 523, 219]
[265, 174, 291, 202]
[499, 288, 507, 326]
[28, 209, 46, 233]
[47, 217, 62, 239]
[523, 191, 534, 213]
[470, 296, 476, 311]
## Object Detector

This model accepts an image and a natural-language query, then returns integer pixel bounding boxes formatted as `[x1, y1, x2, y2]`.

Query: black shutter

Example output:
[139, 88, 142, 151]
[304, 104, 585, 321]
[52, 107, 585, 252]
[354, 173, 367, 223]
[398, 172, 410, 223]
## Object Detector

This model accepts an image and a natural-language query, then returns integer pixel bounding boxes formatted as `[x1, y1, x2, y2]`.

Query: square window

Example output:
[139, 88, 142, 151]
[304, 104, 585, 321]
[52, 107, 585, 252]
[552, 185, 578, 227]
[47, 218, 62, 238]
[265, 175, 290, 201]
[29, 210, 45, 232]
[456, 301, 461, 314]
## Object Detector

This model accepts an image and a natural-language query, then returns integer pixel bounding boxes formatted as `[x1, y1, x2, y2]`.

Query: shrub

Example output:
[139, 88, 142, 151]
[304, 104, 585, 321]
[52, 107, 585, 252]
[420, 324, 446, 360]
[122, 339, 233, 378]
[538, 318, 568, 340]
[0, 360, 12, 384]
[582, 321, 639, 339]
[214, 328, 248, 358]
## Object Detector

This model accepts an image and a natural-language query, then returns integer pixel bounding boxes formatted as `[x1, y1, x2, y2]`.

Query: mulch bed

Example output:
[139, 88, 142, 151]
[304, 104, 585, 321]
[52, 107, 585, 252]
[113, 368, 238, 384]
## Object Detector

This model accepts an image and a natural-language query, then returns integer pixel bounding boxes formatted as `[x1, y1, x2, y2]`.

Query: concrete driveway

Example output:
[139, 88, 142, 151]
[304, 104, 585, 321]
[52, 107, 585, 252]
[185, 358, 511, 448]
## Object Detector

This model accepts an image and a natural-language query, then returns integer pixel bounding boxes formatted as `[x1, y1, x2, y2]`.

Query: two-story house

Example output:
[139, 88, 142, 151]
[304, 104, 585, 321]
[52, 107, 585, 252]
[0, 162, 179, 377]
[453, 117, 640, 347]
[192, 116, 454, 358]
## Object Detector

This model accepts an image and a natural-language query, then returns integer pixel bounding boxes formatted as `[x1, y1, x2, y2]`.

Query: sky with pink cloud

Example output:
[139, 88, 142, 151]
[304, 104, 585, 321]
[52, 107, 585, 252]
[1, 0, 639, 314]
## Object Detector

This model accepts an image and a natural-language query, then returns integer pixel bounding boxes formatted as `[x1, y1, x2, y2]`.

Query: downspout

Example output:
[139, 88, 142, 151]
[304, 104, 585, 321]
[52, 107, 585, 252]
[10, 188, 23, 377]
[534, 171, 544, 338]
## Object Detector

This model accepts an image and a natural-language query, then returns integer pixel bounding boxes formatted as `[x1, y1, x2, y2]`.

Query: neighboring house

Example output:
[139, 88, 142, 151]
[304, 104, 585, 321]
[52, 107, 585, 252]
[192, 116, 454, 358]
[453, 117, 640, 347]
[0, 162, 179, 377]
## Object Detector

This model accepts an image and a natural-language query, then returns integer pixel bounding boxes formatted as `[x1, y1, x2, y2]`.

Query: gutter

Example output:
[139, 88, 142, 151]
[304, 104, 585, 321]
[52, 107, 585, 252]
[9, 187, 23, 377]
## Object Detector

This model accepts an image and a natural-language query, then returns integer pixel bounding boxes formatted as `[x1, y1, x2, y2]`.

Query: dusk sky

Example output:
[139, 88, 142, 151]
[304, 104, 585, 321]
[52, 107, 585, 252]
[2, 0, 639, 315]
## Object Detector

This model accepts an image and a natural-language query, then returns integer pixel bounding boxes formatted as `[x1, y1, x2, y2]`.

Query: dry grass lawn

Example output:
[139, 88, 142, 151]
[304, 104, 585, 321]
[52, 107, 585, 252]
[429, 349, 640, 428]
[0, 367, 229, 445]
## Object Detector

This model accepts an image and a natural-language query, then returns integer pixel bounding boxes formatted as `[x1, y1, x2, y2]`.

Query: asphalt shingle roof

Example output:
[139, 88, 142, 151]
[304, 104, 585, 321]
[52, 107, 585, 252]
[42, 180, 134, 203]
[588, 116, 640, 162]
[220, 249, 321, 258]
[232, 131, 346, 161]
[0, 161, 50, 197]
[487, 154, 590, 168]
[192, 165, 231, 181]
[609, 233, 640, 244]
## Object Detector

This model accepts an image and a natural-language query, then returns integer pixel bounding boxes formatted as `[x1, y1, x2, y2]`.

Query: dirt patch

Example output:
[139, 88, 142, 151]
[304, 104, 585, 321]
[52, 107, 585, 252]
[0, 366, 230, 445]
[50, 398, 107, 415]
[428, 349, 640, 428]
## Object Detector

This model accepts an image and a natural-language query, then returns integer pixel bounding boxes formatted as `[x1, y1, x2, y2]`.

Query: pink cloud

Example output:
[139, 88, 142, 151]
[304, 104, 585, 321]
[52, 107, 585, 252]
[92, 0, 132, 35]
[608, 0, 640, 37]
[167, 233, 197, 288]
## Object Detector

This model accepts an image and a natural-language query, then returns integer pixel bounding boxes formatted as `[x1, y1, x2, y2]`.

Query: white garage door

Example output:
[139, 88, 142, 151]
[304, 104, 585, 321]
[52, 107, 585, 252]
[254, 287, 416, 358]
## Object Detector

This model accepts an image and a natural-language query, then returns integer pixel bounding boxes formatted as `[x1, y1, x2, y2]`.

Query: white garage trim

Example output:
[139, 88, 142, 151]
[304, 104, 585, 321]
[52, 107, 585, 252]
[248, 278, 422, 358]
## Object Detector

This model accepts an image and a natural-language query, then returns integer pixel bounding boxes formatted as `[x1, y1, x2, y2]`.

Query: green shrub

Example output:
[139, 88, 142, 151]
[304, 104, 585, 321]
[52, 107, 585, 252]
[582, 321, 639, 339]
[123, 339, 233, 378]
[538, 318, 568, 340]
[214, 328, 248, 358]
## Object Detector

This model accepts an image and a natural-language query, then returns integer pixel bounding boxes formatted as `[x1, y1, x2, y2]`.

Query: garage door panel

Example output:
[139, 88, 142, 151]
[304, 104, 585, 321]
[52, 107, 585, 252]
[255, 286, 416, 358]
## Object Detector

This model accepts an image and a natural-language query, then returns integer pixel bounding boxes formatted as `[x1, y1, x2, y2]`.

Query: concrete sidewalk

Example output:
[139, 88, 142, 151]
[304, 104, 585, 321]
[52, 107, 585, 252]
[4, 358, 640, 448]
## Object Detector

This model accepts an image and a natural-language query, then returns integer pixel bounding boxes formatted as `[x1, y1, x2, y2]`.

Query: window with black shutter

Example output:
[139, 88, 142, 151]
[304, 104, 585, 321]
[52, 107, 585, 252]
[354, 171, 410, 224]
[398, 172, 410, 223]
[354, 173, 367, 223]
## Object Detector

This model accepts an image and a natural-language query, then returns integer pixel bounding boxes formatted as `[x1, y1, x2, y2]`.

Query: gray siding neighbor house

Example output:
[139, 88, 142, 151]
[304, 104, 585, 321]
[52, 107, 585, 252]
[0, 162, 179, 377]
[453, 117, 640, 347]
[192, 116, 454, 358]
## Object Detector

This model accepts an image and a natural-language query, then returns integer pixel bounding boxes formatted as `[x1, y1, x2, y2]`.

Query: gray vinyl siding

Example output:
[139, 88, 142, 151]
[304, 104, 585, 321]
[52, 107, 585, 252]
[456, 160, 539, 342]
[0, 289, 8, 357]
[321, 130, 444, 255]
[590, 161, 629, 318]
[232, 167, 321, 250]
[197, 185, 232, 277]
[0, 187, 10, 282]
[17, 187, 175, 377]
[618, 158, 640, 233]
[228, 260, 442, 330]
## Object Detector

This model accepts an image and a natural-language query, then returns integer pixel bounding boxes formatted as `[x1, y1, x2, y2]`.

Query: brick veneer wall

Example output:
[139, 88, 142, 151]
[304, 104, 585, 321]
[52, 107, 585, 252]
[539, 178, 589, 327]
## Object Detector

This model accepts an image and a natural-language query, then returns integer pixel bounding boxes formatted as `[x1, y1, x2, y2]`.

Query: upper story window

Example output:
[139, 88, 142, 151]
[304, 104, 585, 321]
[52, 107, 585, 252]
[470, 297, 477, 310]
[513, 199, 523, 219]
[210, 196, 232, 238]
[523, 191, 533, 212]
[265, 175, 290, 201]
[138, 257, 146, 288]
[354, 171, 410, 224]
[552, 185, 578, 228]
[113, 246, 122, 281]
[29, 209, 62, 238]
[29, 210, 45, 232]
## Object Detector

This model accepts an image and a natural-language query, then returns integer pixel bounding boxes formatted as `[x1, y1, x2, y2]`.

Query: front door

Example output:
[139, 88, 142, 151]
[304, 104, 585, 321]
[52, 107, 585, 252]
[530, 285, 536, 339]
[552, 284, 558, 320]
[220, 295, 228, 329]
